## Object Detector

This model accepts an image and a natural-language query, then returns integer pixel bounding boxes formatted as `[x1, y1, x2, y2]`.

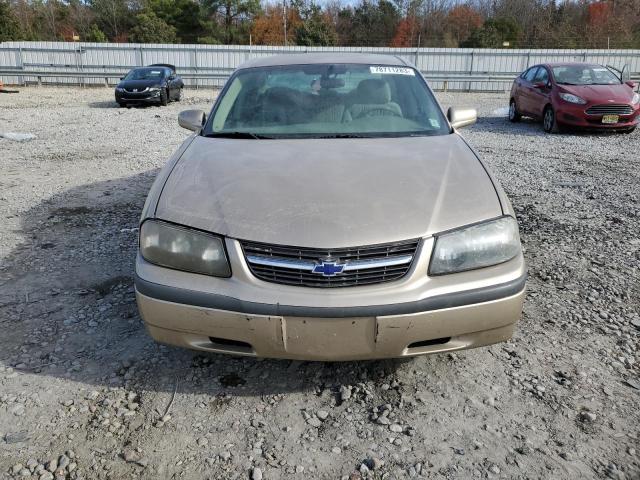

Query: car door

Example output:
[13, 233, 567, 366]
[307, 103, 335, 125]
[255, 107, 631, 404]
[518, 66, 540, 115]
[527, 66, 551, 119]
[166, 70, 177, 99]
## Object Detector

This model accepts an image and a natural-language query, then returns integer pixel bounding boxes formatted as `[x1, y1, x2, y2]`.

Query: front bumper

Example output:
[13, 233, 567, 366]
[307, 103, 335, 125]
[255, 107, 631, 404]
[556, 102, 639, 129]
[135, 235, 526, 360]
[115, 91, 161, 103]
[135, 271, 526, 361]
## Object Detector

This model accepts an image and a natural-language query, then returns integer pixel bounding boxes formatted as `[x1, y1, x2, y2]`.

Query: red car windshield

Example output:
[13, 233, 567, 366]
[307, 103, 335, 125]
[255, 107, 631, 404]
[553, 65, 621, 86]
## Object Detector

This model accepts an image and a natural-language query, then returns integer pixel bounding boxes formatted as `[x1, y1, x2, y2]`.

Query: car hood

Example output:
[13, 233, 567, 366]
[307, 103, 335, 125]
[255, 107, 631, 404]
[118, 79, 163, 90]
[560, 84, 634, 103]
[155, 135, 502, 248]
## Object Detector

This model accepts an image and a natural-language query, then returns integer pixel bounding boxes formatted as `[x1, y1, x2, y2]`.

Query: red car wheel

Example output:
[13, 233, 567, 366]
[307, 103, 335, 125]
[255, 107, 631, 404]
[543, 106, 561, 134]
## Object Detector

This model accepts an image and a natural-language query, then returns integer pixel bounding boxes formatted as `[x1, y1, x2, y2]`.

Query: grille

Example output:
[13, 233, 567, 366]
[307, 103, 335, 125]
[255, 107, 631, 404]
[585, 104, 633, 115]
[241, 239, 420, 288]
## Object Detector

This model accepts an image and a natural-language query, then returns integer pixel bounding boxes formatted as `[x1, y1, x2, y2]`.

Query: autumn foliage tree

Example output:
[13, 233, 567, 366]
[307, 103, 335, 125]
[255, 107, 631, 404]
[251, 4, 301, 45]
[2, 0, 640, 48]
[446, 5, 483, 45]
[390, 16, 418, 47]
[588, 1, 611, 28]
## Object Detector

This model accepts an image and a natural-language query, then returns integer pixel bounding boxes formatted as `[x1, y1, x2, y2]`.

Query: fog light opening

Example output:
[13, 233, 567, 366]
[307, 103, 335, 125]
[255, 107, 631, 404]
[407, 337, 451, 349]
[208, 337, 253, 353]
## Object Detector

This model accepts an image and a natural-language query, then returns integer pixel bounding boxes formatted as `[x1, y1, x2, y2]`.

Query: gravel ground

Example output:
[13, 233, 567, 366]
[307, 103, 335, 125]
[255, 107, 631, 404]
[0, 87, 638, 480]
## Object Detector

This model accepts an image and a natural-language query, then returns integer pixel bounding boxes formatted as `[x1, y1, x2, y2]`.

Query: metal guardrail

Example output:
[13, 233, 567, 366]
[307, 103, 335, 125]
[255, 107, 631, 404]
[2, 43, 639, 92]
[1, 69, 638, 92]
[0, 68, 537, 91]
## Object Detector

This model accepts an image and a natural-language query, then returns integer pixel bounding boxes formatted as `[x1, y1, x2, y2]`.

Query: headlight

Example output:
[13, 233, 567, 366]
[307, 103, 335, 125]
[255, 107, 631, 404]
[148, 87, 161, 91]
[140, 220, 230, 277]
[429, 216, 521, 275]
[559, 93, 587, 104]
[115, 87, 124, 92]
[632, 93, 640, 105]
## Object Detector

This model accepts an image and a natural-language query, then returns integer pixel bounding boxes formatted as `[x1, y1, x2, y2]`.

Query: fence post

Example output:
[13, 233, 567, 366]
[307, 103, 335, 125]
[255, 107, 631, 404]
[17, 47, 25, 86]
[192, 47, 198, 90]
[469, 50, 475, 92]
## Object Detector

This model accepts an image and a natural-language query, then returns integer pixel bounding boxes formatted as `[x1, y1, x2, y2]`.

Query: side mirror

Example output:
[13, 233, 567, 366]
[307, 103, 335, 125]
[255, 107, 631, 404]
[178, 110, 206, 132]
[120, 77, 124, 80]
[447, 107, 477, 129]
[625, 80, 637, 89]
[533, 81, 547, 89]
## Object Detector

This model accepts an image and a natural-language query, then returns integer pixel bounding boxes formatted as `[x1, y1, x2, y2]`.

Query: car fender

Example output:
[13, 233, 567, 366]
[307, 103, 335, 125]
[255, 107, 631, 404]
[456, 134, 515, 218]
[140, 134, 198, 222]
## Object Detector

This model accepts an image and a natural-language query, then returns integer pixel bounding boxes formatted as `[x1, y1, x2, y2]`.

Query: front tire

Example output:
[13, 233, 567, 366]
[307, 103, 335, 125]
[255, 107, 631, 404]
[117, 101, 126, 108]
[508, 99, 521, 122]
[176, 88, 183, 102]
[160, 89, 168, 106]
[543, 106, 561, 133]
[621, 126, 636, 134]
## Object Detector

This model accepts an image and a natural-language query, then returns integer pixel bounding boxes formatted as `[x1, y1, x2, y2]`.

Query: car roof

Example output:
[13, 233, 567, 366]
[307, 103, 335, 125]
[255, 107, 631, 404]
[538, 62, 603, 68]
[238, 53, 410, 70]
[131, 66, 169, 72]
[149, 63, 176, 72]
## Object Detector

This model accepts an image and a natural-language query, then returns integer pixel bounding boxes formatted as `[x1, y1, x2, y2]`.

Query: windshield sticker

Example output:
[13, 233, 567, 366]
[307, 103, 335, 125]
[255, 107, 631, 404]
[370, 66, 415, 76]
[150, 70, 162, 75]
[593, 67, 609, 72]
[430, 119, 440, 128]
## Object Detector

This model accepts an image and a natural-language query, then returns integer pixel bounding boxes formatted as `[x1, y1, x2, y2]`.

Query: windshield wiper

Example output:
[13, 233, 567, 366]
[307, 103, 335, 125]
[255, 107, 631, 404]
[557, 82, 579, 85]
[204, 131, 271, 139]
[316, 133, 370, 139]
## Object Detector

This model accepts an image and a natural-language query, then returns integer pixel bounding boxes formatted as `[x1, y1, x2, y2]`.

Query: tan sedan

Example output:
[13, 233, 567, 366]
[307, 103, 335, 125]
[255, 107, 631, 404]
[135, 53, 526, 361]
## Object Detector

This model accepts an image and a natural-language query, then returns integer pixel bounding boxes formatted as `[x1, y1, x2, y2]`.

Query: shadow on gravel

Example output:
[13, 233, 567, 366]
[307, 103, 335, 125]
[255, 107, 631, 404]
[474, 115, 635, 137]
[0, 171, 409, 398]
[87, 100, 119, 109]
[88, 101, 161, 109]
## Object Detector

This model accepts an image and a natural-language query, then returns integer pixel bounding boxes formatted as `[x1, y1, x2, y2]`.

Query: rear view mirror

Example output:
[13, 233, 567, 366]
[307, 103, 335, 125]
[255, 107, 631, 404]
[178, 110, 206, 131]
[320, 77, 345, 89]
[447, 107, 477, 129]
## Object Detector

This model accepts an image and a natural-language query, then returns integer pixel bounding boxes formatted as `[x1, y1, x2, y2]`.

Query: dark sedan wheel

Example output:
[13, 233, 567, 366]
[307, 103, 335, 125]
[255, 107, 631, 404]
[160, 89, 168, 106]
[176, 88, 183, 102]
[117, 101, 126, 108]
[543, 106, 560, 133]
[508, 100, 521, 122]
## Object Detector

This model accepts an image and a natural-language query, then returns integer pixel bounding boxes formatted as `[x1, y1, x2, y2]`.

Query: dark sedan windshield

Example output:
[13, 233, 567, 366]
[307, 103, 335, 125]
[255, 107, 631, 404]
[124, 68, 167, 81]
[205, 64, 449, 139]
[553, 65, 621, 85]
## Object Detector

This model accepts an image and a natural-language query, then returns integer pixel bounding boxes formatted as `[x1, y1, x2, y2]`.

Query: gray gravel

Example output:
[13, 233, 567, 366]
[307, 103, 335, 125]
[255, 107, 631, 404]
[1, 87, 639, 479]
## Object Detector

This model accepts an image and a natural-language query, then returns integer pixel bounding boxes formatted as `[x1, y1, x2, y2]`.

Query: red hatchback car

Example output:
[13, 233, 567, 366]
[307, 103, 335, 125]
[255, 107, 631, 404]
[509, 62, 639, 133]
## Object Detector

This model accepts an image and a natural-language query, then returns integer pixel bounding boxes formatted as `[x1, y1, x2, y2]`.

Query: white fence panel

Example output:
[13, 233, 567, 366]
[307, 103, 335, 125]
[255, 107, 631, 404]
[1, 41, 639, 91]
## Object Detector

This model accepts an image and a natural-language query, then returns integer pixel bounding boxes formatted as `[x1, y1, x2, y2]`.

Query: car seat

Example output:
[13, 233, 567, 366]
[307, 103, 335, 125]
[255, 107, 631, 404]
[346, 79, 402, 121]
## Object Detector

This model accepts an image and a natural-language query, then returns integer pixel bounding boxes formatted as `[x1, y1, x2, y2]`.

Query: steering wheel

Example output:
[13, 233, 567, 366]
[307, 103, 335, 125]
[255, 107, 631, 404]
[355, 107, 403, 120]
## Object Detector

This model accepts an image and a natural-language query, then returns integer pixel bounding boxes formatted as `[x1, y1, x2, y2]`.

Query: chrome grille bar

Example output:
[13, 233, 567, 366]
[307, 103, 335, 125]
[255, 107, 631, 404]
[241, 239, 420, 288]
[585, 104, 633, 115]
[246, 254, 414, 272]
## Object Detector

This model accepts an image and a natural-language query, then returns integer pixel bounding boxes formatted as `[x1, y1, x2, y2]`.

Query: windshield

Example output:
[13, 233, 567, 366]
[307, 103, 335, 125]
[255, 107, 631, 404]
[125, 68, 167, 81]
[204, 63, 449, 139]
[553, 65, 621, 85]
